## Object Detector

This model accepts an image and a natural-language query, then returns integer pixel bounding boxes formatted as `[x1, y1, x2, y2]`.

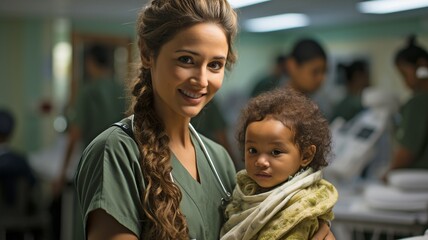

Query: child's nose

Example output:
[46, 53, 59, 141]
[255, 154, 269, 167]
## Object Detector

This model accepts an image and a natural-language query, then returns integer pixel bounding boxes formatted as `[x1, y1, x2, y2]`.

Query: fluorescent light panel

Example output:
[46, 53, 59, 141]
[358, 0, 428, 14]
[244, 13, 309, 32]
[228, 0, 270, 9]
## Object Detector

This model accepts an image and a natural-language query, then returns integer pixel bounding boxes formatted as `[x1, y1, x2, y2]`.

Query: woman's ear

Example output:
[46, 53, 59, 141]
[141, 55, 152, 69]
[140, 46, 153, 69]
[301, 145, 316, 167]
[416, 58, 428, 79]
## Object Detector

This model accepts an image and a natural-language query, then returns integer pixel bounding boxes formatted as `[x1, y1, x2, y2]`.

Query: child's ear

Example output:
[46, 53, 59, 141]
[301, 145, 316, 167]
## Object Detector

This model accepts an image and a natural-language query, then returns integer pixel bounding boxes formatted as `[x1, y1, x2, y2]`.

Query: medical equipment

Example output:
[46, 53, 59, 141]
[326, 87, 399, 184]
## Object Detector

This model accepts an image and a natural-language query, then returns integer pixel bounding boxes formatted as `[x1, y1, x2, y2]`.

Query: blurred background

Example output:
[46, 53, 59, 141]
[1, 0, 428, 239]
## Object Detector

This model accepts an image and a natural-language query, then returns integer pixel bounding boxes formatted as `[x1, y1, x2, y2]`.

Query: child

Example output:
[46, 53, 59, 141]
[220, 88, 338, 240]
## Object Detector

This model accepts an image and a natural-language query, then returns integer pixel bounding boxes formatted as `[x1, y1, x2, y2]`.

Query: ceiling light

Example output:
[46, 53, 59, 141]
[358, 0, 428, 14]
[228, 0, 270, 9]
[244, 13, 309, 32]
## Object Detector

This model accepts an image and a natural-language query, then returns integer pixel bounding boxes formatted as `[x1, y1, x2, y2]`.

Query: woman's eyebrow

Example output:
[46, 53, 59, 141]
[175, 49, 226, 60]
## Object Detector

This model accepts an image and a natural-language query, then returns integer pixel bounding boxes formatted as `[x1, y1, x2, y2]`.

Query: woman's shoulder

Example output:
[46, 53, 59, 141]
[407, 91, 428, 105]
[81, 121, 140, 166]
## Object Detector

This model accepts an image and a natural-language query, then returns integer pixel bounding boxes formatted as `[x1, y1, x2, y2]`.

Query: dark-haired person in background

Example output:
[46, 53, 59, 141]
[331, 60, 370, 122]
[286, 38, 327, 94]
[50, 43, 126, 240]
[383, 36, 428, 180]
[250, 54, 288, 98]
[0, 109, 37, 239]
[285, 38, 333, 118]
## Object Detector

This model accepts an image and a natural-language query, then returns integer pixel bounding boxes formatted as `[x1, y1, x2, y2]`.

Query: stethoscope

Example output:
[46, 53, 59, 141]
[130, 115, 232, 204]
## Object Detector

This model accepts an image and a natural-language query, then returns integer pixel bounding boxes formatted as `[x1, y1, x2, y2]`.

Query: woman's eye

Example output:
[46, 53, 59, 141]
[271, 150, 282, 156]
[208, 61, 224, 70]
[178, 56, 193, 64]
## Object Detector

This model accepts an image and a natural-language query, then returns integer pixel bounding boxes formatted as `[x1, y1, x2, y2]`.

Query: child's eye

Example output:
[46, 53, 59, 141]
[208, 61, 224, 70]
[178, 56, 193, 64]
[248, 147, 257, 154]
[271, 150, 282, 156]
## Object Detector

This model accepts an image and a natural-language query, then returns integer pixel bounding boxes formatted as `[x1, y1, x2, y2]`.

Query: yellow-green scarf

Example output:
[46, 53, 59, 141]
[220, 169, 338, 240]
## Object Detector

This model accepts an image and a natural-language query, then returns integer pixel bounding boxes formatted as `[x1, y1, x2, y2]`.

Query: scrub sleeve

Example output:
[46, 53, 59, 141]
[396, 92, 428, 168]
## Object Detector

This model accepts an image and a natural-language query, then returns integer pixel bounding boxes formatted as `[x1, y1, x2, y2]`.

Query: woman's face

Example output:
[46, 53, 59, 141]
[149, 23, 228, 121]
[288, 57, 327, 94]
[396, 61, 418, 90]
[244, 117, 312, 189]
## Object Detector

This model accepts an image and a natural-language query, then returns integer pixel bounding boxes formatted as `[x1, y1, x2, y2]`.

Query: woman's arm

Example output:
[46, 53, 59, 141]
[87, 209, 139, 240]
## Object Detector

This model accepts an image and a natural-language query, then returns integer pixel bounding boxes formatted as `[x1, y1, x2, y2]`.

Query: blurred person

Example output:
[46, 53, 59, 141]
[286, 38, 327, 95]
[383, 35, 428, 179]
[74, 0, 335, 239]
[0, 109, 36, 207]
[191, 99, 237, 168]
[53, 43, 126, 194]
[250, 54, 287, 98]
[0, 109, 37, 239]
[220, 88, 337, 239]
[285, 38, 332, 118]
[51, 43, 126, 240]
[331, 60, 370, 122]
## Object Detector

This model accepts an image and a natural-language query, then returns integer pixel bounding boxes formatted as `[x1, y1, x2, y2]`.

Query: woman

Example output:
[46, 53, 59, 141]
[383, 36, 428, 177]
[74, 0, 335, 239]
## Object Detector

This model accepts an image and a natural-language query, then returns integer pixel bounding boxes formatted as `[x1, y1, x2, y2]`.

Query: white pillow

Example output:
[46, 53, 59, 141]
[388, 169, 428, 191]
[364, 184, 428, 211]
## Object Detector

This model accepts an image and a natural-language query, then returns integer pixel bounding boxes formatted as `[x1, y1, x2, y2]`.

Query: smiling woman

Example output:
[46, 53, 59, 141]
[74, 0, 238, 240]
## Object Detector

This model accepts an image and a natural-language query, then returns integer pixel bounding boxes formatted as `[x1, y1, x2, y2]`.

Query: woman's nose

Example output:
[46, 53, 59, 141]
[191, 67, 208, 88]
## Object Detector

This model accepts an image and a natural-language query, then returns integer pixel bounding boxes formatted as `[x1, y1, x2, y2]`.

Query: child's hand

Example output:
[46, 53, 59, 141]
[311, 220, 335, 240]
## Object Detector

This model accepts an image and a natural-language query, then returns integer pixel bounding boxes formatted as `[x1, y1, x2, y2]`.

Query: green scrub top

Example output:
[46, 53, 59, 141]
[72, 77, 125, 147]
[395, 91, 428, 168]
[250, 75, 281, 98]
[74, 118, 237, 240]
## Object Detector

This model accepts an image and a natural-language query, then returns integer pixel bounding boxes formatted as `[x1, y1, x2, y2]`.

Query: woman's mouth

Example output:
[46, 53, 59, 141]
[179, 89, 205, 99]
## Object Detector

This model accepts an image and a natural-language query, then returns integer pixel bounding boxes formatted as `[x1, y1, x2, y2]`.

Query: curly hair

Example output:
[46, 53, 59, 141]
[127, 0, 237, 239]
[236, 88, 331, 171]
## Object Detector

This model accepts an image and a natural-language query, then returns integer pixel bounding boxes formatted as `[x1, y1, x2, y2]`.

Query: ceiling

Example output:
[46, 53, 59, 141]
[1, 0, 427, 31]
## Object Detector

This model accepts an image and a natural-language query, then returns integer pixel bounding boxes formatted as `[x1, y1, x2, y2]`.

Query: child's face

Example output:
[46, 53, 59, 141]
[244, 117, 312, 189]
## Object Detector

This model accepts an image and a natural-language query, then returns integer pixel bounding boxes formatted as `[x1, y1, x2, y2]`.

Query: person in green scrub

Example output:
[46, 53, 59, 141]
[250, 54, 287, 98]
[285, 38, 333, 119]
[50, 43, 126, 240]
[330, 60, 370, 122]
[383, 36, 428, 179]
[74, 1, 336, 239]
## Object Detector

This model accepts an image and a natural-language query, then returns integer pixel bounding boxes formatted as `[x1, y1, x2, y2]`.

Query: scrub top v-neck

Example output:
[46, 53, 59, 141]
[171, 133, 230, 239]
[75, 119, 236, 240]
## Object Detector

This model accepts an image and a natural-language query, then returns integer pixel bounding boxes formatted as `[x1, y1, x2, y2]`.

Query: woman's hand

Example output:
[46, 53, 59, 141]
[312, 220, 335, 240]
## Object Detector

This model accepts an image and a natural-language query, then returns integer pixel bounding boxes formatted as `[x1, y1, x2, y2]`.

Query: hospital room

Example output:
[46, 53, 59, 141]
[0, 0, 427, 239]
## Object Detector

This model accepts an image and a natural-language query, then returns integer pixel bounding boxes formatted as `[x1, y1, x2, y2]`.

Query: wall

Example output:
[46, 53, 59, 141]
[1, 15, 428, 153]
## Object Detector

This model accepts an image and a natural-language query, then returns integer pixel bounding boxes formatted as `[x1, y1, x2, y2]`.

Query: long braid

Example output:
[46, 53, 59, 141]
[128, 0, 238, 238]
[131, 66, 188, 239]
